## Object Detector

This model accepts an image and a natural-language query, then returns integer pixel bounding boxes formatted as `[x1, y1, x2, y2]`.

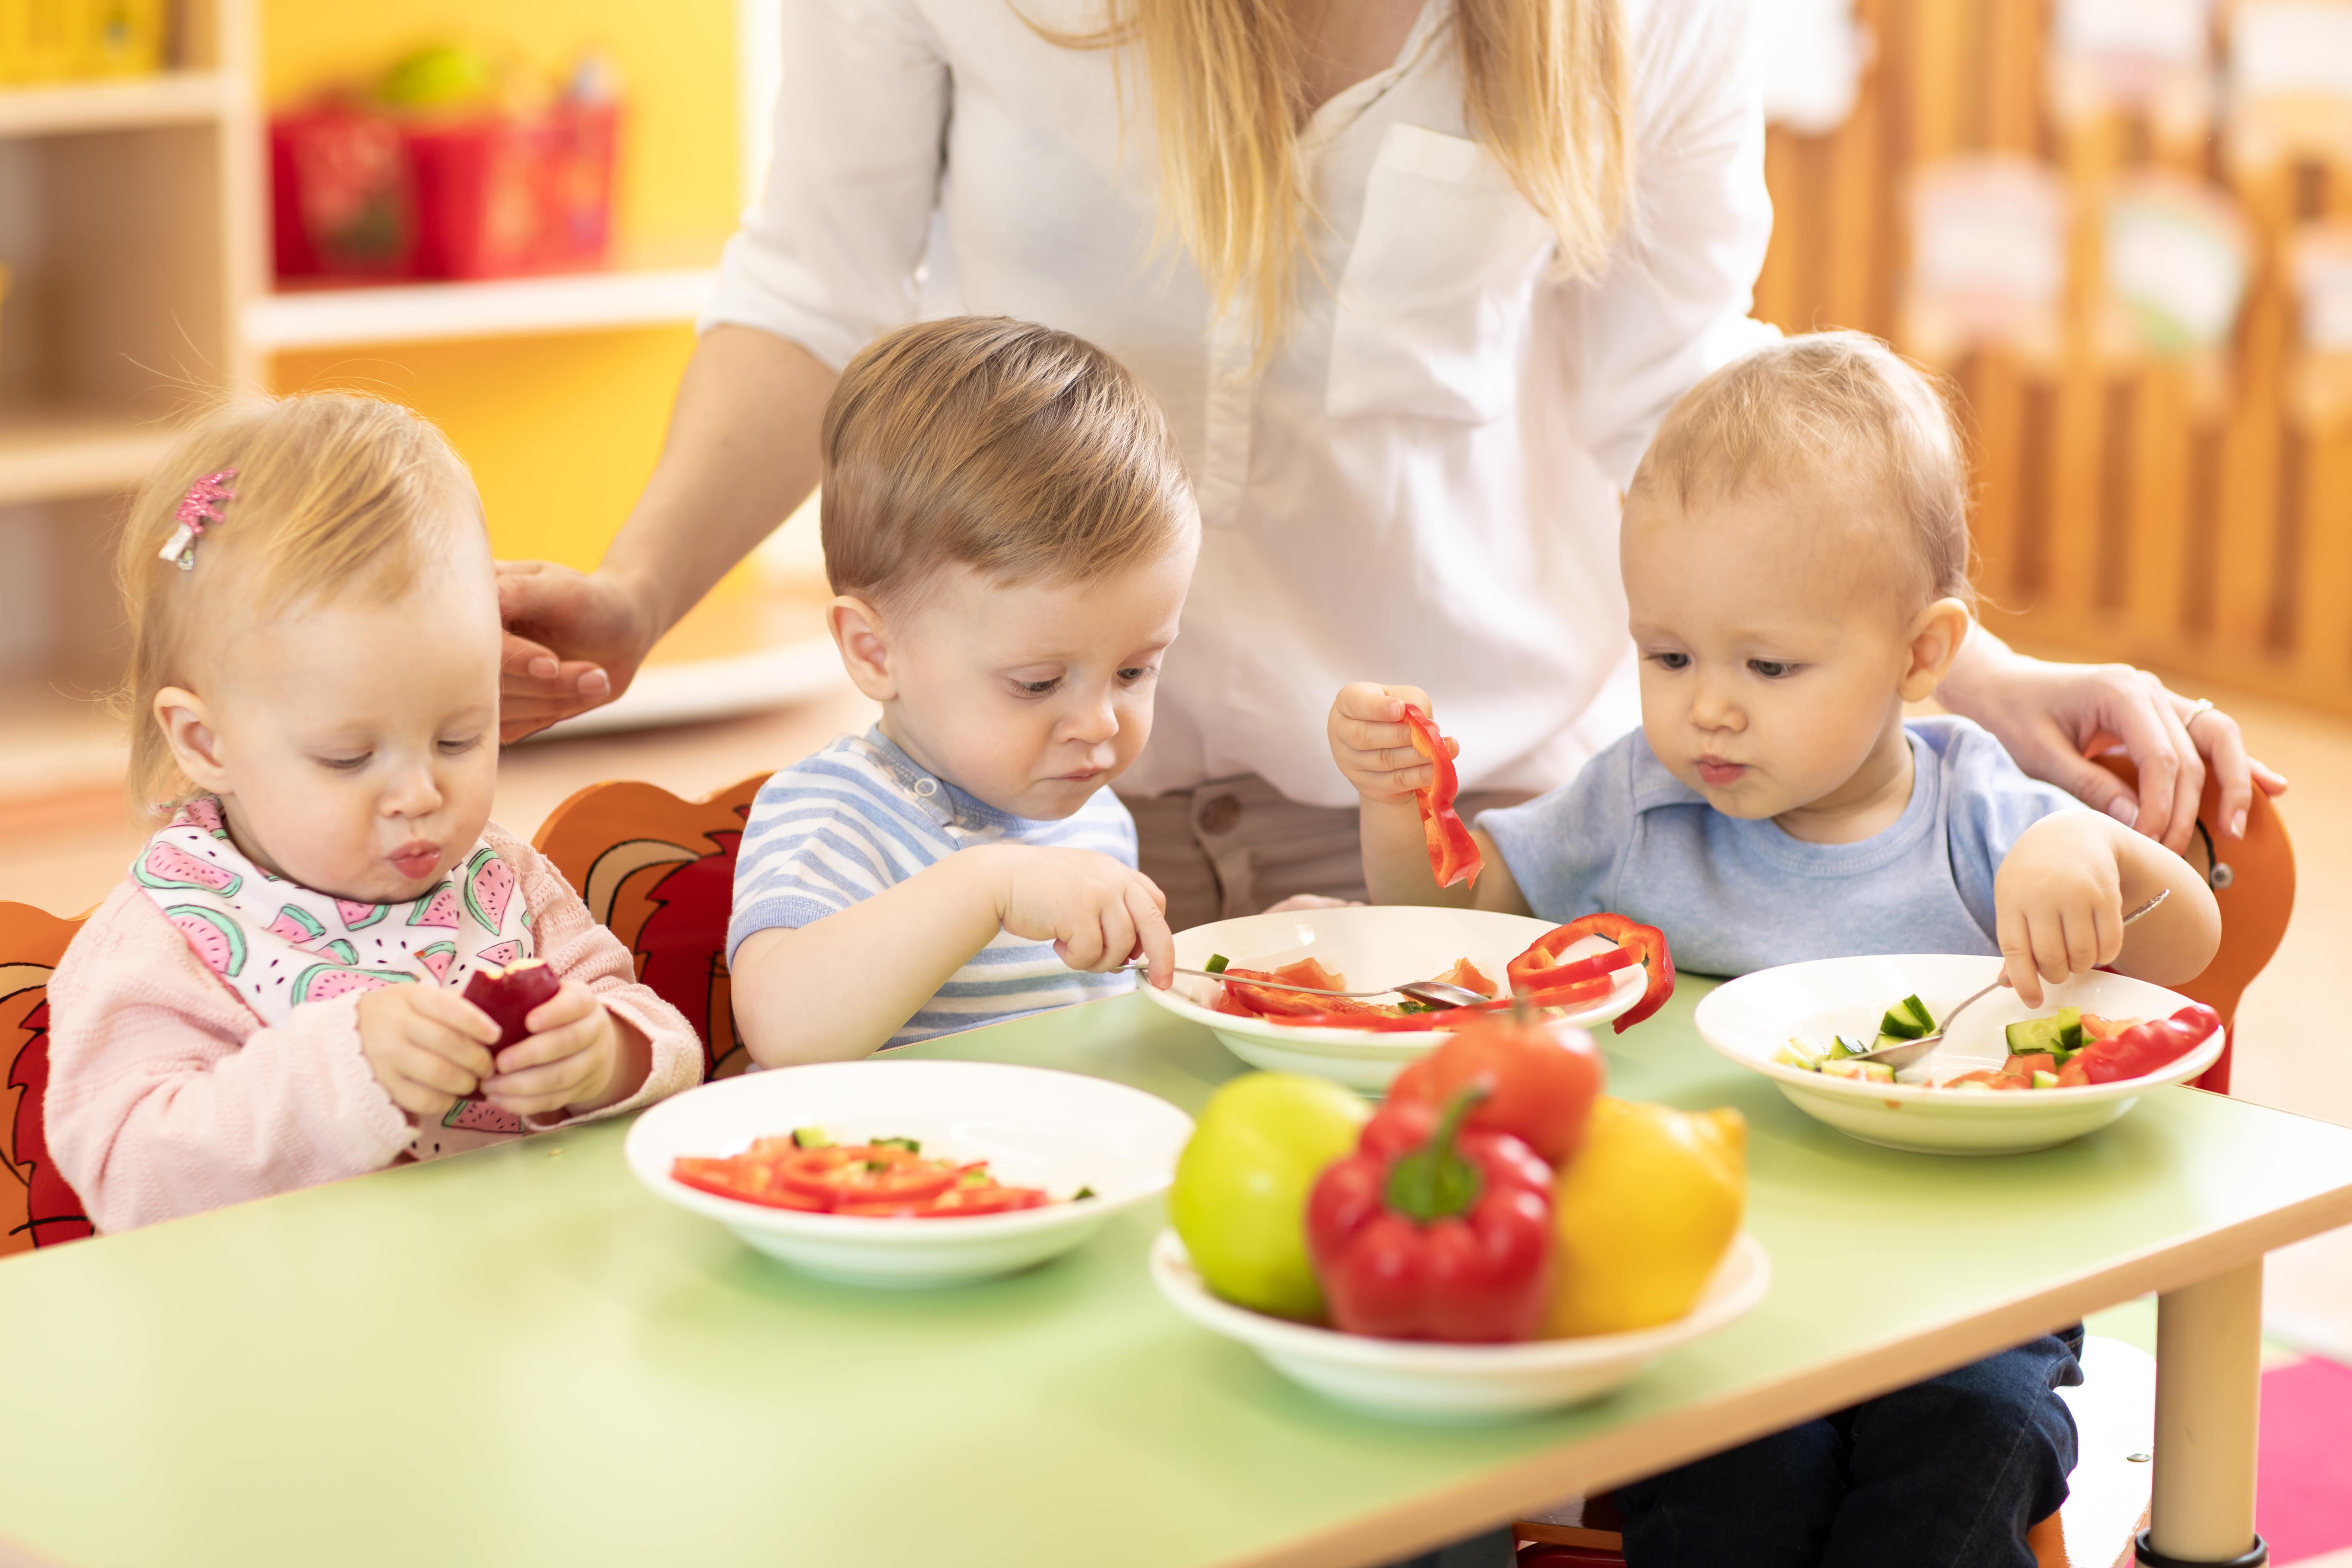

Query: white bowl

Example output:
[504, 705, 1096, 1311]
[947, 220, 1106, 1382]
[1694, 955, 2221, 1156]
[1149, 1229, 1770, 1422]
[1141, 905, 1646, 1092]
[625, 1060, 1193, 1286]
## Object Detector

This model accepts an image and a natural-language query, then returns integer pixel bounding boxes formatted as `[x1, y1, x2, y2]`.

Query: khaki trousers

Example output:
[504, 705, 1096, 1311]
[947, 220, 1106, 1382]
[1120, 774, 1532, 933]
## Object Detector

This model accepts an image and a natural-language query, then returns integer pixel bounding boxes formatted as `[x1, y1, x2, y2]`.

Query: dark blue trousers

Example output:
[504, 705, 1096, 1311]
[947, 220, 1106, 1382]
[1385, 1330, 2083, 1568]
[1616, 1329, 2085, 1568]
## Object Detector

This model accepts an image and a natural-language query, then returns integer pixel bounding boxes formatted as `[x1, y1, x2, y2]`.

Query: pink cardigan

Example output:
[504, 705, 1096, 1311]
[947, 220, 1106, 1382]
[46, 821, 702, 1233]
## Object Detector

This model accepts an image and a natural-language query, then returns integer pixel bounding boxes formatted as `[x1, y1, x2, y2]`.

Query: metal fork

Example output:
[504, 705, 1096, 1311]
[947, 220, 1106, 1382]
[1126, 963, 1491, 1010]
[1851, 888, 2173, 1070]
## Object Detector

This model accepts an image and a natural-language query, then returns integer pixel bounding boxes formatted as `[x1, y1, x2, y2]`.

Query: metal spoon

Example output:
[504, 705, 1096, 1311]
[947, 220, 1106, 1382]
[1850, 888, 2174, 1071]
[1126, 963, 1491, 1010]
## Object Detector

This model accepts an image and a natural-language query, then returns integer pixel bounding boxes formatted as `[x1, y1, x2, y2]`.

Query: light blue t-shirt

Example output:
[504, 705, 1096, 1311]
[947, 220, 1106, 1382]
[1476, 717, 2084, 977]
[728, 729, 1141, 1047]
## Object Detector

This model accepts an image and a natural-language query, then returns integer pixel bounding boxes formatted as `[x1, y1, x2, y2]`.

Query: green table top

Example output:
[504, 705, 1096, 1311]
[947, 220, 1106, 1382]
[3, 981, 2350, 1568]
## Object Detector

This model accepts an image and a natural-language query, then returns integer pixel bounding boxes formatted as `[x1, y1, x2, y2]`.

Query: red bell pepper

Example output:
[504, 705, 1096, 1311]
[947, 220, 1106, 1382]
[1250, 971, 1619, 1032]
[1306, 1087, 1555, 1342]
[1218, 965, 1392, 1021]
[1513, 915, 1675, 1033]
[1386, 1012, 1604, 1165]
[1401, 705, 1482, 890]
[2072, 1003, 2221, 1084]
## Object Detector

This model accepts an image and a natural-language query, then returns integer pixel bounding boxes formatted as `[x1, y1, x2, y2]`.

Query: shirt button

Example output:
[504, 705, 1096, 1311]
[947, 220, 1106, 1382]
[1198, 794, 1242, 834]
[913, 778, 938, 797]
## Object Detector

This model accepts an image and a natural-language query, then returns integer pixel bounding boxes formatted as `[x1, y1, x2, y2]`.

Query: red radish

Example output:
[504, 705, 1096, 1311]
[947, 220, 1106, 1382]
[461, 958, 562, 1048]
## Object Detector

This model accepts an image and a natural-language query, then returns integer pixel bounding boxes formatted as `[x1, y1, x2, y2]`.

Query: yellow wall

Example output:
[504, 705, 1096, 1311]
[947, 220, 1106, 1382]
[261, 1, 741, 576]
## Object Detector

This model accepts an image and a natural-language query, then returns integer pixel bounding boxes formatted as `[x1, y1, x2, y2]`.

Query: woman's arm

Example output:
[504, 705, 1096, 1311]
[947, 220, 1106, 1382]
[1937, 627, 2288, 858]
[495, 329, 837, 739]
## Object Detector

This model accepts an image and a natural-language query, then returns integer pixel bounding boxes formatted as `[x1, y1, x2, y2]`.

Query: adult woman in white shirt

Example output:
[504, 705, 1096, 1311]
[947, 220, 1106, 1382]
[496, 0, 2280, 928]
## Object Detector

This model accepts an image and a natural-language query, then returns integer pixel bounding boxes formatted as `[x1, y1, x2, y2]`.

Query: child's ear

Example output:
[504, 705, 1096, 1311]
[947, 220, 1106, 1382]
[154, 687, 232, 796]
[827, 596, 898, 702]
[1898, 598, 1973, 702]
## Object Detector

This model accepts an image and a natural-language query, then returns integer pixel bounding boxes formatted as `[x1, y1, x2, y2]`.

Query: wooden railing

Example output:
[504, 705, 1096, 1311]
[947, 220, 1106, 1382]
[1753, 0, 2352, 716]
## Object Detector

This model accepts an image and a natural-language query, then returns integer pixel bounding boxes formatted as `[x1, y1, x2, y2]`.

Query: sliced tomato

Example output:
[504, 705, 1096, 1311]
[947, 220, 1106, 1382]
[917, 1184, 1052, 1217]
[2077, 1014, 2134, 1042]
[1945, 1069, 2029, 1091]
[775, 1145, 960, 1206]
[671, 1156, 829, 1211]
[1272, 958, 1349, 992]
[1219, 966, 1389, 1019]
[1431, 957, 1497, 999]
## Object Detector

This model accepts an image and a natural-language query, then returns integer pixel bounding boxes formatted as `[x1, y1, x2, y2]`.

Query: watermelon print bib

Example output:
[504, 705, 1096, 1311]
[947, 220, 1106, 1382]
[135, 799, 540, 1157]
[135, 798, 535, 1022]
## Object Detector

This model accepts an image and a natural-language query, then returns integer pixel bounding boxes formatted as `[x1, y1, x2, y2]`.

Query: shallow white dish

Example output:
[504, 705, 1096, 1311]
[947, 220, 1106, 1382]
[1141, 905, 1646, 1092]
[1150, 1229, 1770, 1421]
[625, 1059, 1192, 1286]
[1694, 955, 2221, 1156]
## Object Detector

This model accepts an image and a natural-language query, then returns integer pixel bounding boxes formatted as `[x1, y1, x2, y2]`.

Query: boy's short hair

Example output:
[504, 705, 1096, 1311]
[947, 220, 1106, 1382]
[819, 317, 1194, 606]
[1629, 330, 1974, 609]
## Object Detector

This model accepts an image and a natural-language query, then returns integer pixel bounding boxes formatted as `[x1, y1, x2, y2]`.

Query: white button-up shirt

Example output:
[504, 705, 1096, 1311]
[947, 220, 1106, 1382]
[707, 0, 1776, 807]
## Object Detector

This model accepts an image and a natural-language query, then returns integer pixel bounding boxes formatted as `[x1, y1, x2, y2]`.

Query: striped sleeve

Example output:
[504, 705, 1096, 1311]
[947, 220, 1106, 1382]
[726, 749, 953, 964]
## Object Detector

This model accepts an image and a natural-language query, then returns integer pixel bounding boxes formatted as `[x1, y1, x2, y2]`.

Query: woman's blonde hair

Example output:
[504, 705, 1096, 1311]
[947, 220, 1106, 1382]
[1630, 331, 1977, 610]
[115, 392, 478, 816]
[1038, 0, 1632, 355]
[821, 316, 1194, 606]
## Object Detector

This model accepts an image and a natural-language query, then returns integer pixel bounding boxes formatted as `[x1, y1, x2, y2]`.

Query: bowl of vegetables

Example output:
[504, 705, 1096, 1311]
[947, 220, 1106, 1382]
[1693, 955, 2224, 1156]
[1152, 1015, 1765, 1420]
[624, 1059, 1193, 1286]
[1140, 905, 1662, 1091]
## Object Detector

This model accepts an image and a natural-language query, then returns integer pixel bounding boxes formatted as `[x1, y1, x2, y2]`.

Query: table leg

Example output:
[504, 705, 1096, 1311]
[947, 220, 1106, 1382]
[2139, 1258, 2268, 1567]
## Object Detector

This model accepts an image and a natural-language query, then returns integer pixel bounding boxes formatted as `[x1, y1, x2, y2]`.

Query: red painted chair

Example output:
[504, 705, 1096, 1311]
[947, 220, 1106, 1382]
[1513, 764, 2294, 1565]
[532, 774, 768, 1084]
[0, 902, 92, 1256]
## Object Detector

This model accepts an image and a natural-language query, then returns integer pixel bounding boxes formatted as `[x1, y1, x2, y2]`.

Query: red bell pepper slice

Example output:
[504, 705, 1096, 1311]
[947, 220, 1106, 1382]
[669, 1156, 829, 1211]
[2072, 1003, 2221, 1084]
[1513, 914, 1674, 1033]
[1401, 705, 1482, 890]
[1304, 1086, 1555, 1342]
[774, 1145, 962, 1206]
[1217, 966, 1392, 1020]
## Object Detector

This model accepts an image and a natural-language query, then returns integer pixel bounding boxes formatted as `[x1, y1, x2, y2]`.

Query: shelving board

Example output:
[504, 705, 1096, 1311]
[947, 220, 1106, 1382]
[0, 72, 232, 138]
[0, 409, 180, 505]
[244, 267, 716, 352]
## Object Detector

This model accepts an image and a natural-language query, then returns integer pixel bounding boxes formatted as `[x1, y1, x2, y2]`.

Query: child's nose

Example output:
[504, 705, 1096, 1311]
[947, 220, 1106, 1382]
[1690, 683, 1743, 732]
[382, 764, 444, 819]
[1063, 687, 1121, 747]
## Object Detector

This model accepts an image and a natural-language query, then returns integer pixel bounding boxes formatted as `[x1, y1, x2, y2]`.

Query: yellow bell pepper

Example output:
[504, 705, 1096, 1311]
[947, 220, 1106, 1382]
[1544, 1096, 1746, 1337]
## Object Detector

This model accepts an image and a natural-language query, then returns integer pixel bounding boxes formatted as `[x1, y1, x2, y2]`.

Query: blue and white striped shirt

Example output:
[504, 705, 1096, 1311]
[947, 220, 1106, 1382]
[728, 729, 1141, 1048]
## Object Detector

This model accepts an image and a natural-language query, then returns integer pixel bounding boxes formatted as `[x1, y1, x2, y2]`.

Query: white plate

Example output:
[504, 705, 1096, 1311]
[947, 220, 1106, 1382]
[625, 1060, 1193, 1286]
[1141, 905, 1647, 1092]
[1694, 955, 2221, 1156]
[1150, 1229, 1770, 1422]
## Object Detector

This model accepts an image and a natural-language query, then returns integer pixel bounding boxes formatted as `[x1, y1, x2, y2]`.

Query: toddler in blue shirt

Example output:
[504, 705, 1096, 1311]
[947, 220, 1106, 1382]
[1330, 332, 2219, 1568]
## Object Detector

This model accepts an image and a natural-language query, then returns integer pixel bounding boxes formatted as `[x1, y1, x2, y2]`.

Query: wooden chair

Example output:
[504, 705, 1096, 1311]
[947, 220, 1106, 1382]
[0, 902, 92, 1256]
[1515, 764, 2294, 1564]
[532, 774, 769, 1084]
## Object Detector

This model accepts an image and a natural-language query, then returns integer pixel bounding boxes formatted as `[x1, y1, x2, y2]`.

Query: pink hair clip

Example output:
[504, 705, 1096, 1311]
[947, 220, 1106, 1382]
[159, 470, 236, 571]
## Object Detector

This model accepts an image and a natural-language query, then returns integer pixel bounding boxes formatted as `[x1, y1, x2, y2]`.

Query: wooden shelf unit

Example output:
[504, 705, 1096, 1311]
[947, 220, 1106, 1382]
[246, 265, 714, 352]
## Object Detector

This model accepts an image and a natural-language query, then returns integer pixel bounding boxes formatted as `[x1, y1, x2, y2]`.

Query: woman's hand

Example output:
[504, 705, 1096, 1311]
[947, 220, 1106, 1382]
[1937, 636, 2287, 854]
[495, 562, 658, 742]
[1328, 682, 1454, 803]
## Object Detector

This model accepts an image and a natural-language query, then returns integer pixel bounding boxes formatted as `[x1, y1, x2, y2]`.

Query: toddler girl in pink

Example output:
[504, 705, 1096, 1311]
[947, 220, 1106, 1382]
[46, 393, 701, 1232]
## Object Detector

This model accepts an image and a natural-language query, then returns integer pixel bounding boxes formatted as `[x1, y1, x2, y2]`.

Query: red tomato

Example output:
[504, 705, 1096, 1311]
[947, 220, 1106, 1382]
[1273, 958, 1349, 992]
[1386, 1011, 1604, 1165]
[775, 1146, 960, 1206]
[670, 1156, 829, 1211]
[1432, 957, 1498, 999]
[916, 1185, 1052, 1217]
[2004, 1053, 2057, 1080]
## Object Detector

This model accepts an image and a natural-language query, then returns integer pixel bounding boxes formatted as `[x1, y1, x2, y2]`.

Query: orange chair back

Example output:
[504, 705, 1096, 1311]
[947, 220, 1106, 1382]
[0, 902, 92, 1255]
[2091, 755, 2294, 1095]
[532, 775, 768, 1084]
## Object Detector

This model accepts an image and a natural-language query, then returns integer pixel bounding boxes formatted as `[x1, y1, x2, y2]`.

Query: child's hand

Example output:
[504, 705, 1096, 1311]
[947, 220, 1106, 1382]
[358, 985, 499, 1117]
[1329, 682, 1456, 803]
[983, 845, 1174, 986]
[1995, 813, 2126, 1007]
[481, 979, 640, 1117]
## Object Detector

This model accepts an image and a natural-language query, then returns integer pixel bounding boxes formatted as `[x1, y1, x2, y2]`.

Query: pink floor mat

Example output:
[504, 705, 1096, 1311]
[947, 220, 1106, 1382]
[2263, 1355, 2352, 1564]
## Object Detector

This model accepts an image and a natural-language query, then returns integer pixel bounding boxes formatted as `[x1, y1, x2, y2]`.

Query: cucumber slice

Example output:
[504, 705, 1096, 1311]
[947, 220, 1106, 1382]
[2031, 1070, 2059, 1088]
[2005, 1007, 2085, 1056]
[1878, 995, 1934, 1039]
[1773, 1042, 1825, 1071]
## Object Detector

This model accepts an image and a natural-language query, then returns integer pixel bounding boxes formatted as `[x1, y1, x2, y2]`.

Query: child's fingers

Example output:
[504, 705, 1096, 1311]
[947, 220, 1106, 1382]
[1126, 882, 1175, 987]
[1998, 907, 2044, 1008]
[404, 986, 502, 1046]
[485, 1051, 598, 1114]
[492, 1009, 605, 1075]
[383, 1078, 460, 1120]
[2027, 909, 2074, 990]
[401, 1016, 496, 1084]
[522, 979, 597, 1038]
[2061, 905, 2102, 978]
[1335, 681, 1409, 723]
[2092, 898, 2125, 968]
[1379, 683, 1434, 719]
[388, 1037, 480, 1100]
[1056, 912, 1108, 971]
[1088, 897, 1139, 976]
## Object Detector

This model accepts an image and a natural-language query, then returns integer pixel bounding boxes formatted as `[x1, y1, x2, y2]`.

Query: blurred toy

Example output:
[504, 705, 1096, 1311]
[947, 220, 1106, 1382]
[2098, 173, 2252, 398]
[2048, 0, 2217, 149]
[271, 45, 621, 284]
[2227, 0, 2352, 174]
[0, 0, 164, 85]
[1902, 156, 2070, 368]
